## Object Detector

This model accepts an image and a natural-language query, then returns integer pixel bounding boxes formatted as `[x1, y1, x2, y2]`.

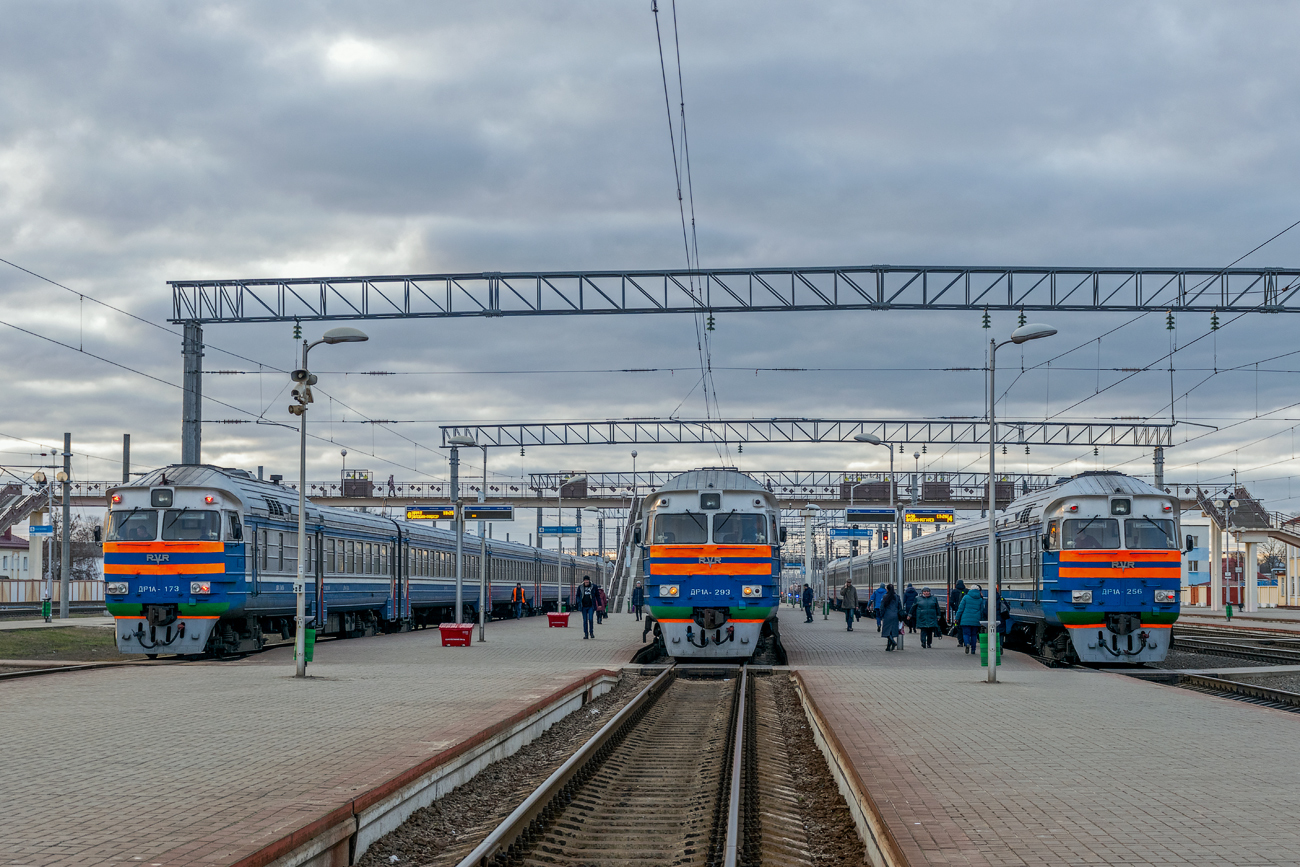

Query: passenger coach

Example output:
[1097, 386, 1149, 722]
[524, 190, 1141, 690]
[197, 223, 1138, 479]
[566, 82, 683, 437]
[826, 471, 1182, 664]
[103, 465, 602, 657]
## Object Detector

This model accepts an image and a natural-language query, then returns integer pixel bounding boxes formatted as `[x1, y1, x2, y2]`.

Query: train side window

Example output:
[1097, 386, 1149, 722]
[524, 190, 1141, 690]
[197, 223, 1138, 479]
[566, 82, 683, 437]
[260, 530, 268, 570]
[226, 512, 244, 542]
[1046, 520, 1059, 551]
[277, 533, 285, 571]
[344, 540, 353, 573]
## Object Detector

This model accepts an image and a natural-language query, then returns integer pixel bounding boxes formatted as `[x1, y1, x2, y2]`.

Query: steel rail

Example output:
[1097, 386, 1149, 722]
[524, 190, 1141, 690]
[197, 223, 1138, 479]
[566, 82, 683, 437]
[1174, 636, 1300, 665]
[1180, 673, 1300, 709]
[454, 666, 675, 867]
[723, 666, 748, 867]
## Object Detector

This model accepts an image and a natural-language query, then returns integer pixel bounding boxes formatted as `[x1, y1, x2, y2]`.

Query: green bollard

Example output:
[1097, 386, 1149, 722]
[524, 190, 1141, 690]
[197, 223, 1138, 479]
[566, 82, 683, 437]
[977, 634, 998, 670]
[41, 598, 51, 623]
[1226, 602, 1233, 621]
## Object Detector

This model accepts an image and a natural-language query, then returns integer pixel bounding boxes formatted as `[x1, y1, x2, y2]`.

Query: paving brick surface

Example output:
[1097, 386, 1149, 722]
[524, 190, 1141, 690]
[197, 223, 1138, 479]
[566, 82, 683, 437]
[0, 612, 645, 866]
[780, 606, 1300, 866]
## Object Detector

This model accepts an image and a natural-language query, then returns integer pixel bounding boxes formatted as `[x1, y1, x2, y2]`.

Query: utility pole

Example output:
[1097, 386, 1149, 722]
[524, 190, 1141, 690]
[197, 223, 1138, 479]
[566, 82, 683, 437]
[59, 433, 71, 619]
[181, 322, 204, 465]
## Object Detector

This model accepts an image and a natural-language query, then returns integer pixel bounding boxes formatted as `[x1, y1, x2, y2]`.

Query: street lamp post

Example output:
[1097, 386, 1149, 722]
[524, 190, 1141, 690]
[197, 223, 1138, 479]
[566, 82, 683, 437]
[447, 434, 477, 625]
[290, 326, 369, 677]
[987, 323, 1057, 683]
[854, 434, 903, 649]
[480, 445, 489, 639]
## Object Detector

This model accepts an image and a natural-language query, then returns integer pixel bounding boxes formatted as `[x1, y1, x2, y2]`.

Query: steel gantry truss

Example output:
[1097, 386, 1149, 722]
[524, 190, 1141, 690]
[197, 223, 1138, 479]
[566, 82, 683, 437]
[170, 264, 1300, 322]
[439, 418, 1173, 449]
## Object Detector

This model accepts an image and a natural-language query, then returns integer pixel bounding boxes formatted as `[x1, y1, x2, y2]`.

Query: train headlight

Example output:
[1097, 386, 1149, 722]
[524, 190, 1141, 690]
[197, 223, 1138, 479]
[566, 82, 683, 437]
[106, 582, 128, 595]
[1071, 590, 1093, 603]
[659, 584, 679, 598]
[1154, 590, 1176, 603]
[190, 581, 212, 595]
[741, 585, 763, 597]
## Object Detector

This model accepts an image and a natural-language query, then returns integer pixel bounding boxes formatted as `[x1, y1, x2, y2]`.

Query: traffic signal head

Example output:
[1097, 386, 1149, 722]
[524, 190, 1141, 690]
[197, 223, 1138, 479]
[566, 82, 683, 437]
[850, 540, 859, 555]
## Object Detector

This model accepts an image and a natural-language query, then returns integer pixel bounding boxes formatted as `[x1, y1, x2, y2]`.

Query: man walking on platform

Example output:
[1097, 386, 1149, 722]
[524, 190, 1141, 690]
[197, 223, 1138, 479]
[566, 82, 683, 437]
[840, 577, 859, 631]
[631, 581, 645, 620]
[802, 583, 814, 622]
[871, 583, 886, 632]
[903, 584, 918, 632]
[511, 583, 526, 619]
[578, 576, 597, 638]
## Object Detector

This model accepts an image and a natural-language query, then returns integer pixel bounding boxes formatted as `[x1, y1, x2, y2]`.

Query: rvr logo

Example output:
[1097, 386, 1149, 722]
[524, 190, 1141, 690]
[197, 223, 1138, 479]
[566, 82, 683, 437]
[699, 557, 722, 565]
[146, 554, 170, 563]
[1112, 561, 1134, 569]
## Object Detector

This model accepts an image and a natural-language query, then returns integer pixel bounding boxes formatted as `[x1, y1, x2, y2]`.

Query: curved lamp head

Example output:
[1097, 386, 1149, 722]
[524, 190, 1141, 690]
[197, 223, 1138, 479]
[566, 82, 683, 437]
[853, 433, 883, 446]
[321, 326, 369, 344]
[447, 434, 477, 447]
[1009, 323, 1057, 344]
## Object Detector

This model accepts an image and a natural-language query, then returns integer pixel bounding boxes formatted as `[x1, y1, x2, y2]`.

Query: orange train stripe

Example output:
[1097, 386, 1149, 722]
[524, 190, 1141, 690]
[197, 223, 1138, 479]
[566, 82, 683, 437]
[1063, 623, 1173, 629]
[113, 615, 221, 620]
[1058, 551, 1181, 562]
[650, 544, 774, 557]
[655, 617, 769, 623]
[1057, 567, 1180, 578]
[650, 564, 772, 576]
[103, 542, 225, 554]
[104, 564, 225, 575]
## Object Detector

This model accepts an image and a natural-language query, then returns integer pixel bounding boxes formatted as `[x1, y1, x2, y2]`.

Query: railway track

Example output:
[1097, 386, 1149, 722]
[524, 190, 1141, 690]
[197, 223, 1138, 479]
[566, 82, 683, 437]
[1177, 673, 1300, 714]
[452, 666, 819, 867]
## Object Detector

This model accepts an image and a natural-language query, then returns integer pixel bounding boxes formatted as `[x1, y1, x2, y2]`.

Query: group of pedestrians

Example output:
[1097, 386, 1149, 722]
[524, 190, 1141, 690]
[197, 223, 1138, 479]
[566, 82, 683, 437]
[821, 575, 1010, 656]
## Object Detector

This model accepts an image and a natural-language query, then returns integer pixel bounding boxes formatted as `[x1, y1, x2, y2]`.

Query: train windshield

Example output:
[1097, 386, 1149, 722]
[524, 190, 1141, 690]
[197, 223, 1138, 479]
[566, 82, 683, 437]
[1125, 518, 1177, 549]
[1061, 518, 1120, 549]
[653, 513, 708, 544]
[109, 509, 158, 541]
[161, 509, 222, 541]
[712, 512, 769, 544]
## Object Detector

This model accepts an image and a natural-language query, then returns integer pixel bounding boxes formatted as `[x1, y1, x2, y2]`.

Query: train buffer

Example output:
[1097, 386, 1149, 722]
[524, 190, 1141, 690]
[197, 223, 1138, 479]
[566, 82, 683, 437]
[437, 623, 475, 646]
[547, 611, 572, 628]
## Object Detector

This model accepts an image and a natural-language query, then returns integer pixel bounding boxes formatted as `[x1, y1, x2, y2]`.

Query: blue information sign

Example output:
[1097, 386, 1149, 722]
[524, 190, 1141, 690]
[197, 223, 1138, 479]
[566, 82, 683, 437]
[846, 507, 896, 523]
[539, 525, 581, 536]
[28, 524, 53, 535]
[827, 527, 874, 538]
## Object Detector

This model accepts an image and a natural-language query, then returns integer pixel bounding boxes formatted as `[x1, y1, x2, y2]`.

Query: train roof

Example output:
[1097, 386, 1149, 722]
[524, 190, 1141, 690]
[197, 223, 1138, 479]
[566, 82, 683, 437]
[654, 468, 769, 494]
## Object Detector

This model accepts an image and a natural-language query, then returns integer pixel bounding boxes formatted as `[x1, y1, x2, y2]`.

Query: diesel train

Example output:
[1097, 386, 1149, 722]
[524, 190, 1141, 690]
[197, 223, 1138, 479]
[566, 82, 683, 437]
[638, 468, 782, 660]
[826, 471, 1182, 664]
[102, 464, 603, 657]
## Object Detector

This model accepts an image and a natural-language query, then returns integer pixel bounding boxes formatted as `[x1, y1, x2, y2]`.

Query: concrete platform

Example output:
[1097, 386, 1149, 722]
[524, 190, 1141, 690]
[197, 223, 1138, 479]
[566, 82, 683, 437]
[1178, 607, 1300, 633]
[0, 615, 114, 630]
[0, 612, 644, 866]
[780, 607, 1300, 866]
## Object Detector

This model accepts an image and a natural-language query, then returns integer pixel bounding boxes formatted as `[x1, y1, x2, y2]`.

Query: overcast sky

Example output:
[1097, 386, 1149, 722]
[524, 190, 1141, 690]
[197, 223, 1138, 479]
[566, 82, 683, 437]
[5, 0, 1300, 524]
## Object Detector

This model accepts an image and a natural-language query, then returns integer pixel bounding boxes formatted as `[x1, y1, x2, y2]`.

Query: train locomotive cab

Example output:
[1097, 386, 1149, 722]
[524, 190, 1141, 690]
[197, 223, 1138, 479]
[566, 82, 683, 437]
[1041, 477, 1181, 664]
[104, 476, 241, 656]
[641, 469, 780, 660]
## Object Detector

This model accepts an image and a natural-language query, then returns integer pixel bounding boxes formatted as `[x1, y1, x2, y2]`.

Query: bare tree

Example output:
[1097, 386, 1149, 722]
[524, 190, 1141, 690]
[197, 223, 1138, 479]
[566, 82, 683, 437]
[48, 514, 104, 581]
[1257, 538, 1288, 573]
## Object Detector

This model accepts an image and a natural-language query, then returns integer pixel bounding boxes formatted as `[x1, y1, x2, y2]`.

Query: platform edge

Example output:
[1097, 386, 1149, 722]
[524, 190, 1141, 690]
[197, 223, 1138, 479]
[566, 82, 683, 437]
[790, 670, 911, 867]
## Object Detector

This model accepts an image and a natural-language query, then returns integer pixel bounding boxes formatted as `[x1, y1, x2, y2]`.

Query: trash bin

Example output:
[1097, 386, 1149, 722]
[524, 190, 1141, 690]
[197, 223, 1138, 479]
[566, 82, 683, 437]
[979, 631, 1002, 667]
[438, 623, 475, 646]
[294, 627, 317, 663]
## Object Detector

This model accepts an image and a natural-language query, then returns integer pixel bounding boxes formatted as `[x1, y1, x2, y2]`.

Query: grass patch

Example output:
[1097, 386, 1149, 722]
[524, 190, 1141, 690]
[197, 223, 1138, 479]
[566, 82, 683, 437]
[0, 627, 128, 661]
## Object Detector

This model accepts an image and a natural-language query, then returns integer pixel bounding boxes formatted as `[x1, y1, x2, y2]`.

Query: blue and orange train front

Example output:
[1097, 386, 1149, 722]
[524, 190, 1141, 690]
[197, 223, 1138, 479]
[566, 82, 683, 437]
[645, 543, 777, 658]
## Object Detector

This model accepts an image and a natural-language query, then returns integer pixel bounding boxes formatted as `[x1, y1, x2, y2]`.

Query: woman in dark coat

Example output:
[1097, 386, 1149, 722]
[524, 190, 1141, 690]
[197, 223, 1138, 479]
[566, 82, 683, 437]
[914, 587, 942, 648]
[949, 579, 968, 645]
[879, 585, 902, 651]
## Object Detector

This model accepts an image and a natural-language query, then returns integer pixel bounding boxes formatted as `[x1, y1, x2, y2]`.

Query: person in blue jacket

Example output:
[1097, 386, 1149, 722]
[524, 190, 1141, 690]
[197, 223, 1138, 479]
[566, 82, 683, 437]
[871, 584, 887, 632]
[954, 587, 984, 654]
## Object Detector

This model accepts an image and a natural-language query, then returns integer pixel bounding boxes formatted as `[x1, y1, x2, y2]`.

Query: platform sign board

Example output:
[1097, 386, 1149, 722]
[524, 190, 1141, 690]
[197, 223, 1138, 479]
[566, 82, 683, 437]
[462, 505, 514, 522]
[28, 524, 53, 535]
[904, 509, 955, 524]
[539, 525, 581, 536]
[828, 527, 874, 539]
[846, 507, 896, 524]
[406, 506, 456, 521]
[784, 562, 803, 570]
